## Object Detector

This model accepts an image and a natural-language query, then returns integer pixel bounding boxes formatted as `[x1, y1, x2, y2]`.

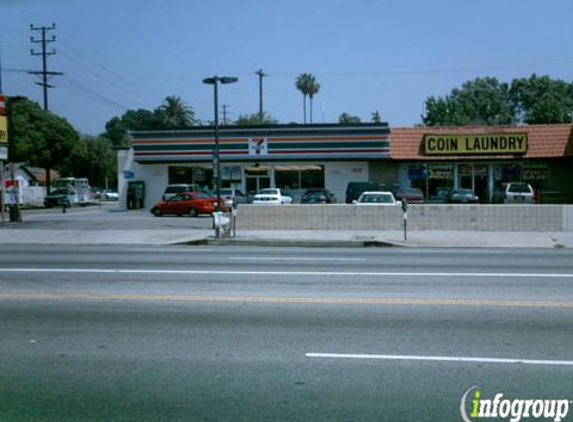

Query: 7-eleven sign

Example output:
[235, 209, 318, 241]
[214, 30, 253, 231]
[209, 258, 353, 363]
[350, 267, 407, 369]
[249, 137, 268, 156]
[0, 95, 5, 116]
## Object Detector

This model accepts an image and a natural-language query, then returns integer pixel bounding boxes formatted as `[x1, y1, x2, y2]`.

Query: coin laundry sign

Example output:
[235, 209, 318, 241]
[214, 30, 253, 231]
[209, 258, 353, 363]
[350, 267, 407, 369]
[0, 94, 8, 160]
[424, 133, 528, 155]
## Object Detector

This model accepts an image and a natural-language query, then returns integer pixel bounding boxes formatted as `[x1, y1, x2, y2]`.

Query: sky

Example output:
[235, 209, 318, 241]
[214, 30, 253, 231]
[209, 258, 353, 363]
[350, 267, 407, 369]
[1, 0, 572, 136]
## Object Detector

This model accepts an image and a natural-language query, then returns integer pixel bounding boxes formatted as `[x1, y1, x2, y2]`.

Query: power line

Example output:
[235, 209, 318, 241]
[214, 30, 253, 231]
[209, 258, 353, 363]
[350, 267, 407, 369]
[57, 26, 164, 101]
[60, 74, 130, 112]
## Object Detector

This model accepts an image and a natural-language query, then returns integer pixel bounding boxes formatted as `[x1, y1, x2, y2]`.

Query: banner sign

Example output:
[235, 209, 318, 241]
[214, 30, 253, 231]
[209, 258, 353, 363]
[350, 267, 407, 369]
[424, 133, 528, 155]
[0, 95, 8, 160]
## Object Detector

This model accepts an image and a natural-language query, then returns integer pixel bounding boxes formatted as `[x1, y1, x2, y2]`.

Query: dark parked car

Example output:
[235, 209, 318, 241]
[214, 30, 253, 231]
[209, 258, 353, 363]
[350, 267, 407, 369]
[151, 192, 227, 217]
[345, 182, 385, 204]
[301, 189, 336, 204]
[430, 187, 453, 203]
[394, 187, 425, 204]
[44, 187, 76, 208]
[448, 189, 479, 204]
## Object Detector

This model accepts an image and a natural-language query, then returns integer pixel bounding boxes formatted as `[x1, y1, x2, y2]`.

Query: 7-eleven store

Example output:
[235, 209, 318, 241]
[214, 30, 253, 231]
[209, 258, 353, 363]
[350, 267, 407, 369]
[121, 123, 391, 208]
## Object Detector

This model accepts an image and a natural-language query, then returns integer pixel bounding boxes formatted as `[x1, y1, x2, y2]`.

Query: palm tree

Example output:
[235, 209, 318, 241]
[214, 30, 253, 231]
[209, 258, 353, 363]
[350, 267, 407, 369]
[307, 76, 320, 124]
[157, 95, 196, 128]
[295, 73, 320, 124]
[295, 74, 310, 124]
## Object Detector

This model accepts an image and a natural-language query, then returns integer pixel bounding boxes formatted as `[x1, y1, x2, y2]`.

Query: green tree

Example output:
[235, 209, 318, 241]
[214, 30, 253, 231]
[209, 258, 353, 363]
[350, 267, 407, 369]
[295, 73, 320, 124]
[8, 97, 80, 192]
[104, 109, 158, 148]
[510, 74, 573, 124]
[338, 112, 362, 124]
[422, 77, 515, 126]
[156, 95, 198, 128]
[59, 135, 117, 189]
[234, 112, 279, 126]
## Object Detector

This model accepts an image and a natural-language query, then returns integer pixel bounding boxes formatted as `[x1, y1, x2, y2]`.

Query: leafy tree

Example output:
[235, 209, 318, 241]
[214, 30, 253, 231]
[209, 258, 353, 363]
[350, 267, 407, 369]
[422, 77, 515, 126]
[104, 109, 159, 148]
[7, 97, 80, 192]
[295, 73, 320, 124]
[510, 74, 573, 124]
[156, 95, 198, 128]
[234, 112, 278, 126]
[103, 96, 199, 148]
[60, 135, 117, 189]
[338, 112, 362, 124]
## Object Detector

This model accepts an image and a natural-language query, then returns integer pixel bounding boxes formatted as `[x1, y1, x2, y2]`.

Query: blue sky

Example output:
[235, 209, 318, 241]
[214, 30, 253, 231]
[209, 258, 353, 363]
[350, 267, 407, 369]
[1, 0, 572, 135]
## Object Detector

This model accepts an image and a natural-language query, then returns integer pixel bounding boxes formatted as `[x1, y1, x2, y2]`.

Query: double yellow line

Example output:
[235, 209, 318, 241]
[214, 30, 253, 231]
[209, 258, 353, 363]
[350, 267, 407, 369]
[1, 292, 572, 309]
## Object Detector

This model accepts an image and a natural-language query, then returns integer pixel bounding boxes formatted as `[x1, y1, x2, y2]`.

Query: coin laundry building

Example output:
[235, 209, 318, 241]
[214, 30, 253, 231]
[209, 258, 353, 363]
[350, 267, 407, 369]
[118, 123, 573, 207]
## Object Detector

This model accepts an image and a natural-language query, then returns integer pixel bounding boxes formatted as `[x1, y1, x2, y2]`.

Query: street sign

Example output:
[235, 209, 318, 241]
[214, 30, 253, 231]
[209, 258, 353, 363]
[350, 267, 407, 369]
[123, 170, 134, 179]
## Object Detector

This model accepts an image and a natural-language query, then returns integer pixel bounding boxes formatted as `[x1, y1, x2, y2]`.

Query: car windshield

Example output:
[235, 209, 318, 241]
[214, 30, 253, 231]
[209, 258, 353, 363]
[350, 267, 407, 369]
[360, 194, 393, 203]
[166, 186, 188, 194]
[509, 184, 531, 193]
[400, 188, 420, 195]
[258, 189, 279, 195]
[52, 188, 72, 195]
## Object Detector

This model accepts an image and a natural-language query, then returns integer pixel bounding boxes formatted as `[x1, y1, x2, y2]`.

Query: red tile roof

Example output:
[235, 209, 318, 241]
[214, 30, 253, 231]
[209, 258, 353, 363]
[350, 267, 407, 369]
[391, 124, 573, 160]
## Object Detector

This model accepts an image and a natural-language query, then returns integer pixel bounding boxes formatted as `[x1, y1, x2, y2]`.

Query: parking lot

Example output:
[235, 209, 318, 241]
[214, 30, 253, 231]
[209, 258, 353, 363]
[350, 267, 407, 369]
[10, 203, 213, 231]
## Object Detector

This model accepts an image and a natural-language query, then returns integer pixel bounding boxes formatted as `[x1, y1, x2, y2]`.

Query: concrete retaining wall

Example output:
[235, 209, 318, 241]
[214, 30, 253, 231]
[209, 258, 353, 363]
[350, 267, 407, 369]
[236, 204, 573, 231]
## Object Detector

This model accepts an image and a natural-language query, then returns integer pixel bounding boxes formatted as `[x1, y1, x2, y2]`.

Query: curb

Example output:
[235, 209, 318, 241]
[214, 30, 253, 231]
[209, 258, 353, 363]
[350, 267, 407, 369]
[199, 237, 405, 248]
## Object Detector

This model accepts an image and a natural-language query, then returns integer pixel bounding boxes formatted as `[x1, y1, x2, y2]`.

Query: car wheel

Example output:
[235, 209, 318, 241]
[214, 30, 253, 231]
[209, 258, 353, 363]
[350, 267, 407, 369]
[188, 208, 198, 217]
[152, 207, 163, 217]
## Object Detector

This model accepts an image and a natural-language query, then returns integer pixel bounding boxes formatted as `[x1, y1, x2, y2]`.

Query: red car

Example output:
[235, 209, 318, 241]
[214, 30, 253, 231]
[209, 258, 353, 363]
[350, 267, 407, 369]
[150, 192, 227, 217]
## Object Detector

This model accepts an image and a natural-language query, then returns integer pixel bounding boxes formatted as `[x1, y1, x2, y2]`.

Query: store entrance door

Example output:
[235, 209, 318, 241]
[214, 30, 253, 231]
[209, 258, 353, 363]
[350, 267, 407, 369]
[458, 164, 490, 203]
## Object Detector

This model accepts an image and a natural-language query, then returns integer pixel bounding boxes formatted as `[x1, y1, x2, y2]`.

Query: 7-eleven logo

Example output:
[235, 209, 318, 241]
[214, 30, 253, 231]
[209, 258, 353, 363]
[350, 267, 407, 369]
[249, 137, 268, 156]
[0, 95, 6, 116]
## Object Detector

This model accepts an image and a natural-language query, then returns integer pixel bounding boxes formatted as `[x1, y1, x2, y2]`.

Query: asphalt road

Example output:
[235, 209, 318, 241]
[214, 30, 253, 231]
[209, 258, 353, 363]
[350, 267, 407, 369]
[1, 245, 572, 422]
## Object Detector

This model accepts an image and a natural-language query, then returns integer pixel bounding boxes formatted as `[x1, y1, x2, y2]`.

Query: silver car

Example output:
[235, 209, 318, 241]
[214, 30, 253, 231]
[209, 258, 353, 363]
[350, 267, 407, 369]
[503, 182, 534, 204]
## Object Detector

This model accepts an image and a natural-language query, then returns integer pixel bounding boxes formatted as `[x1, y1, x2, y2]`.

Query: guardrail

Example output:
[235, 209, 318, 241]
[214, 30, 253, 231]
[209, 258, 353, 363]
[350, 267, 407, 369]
[236, 204, 573, 231]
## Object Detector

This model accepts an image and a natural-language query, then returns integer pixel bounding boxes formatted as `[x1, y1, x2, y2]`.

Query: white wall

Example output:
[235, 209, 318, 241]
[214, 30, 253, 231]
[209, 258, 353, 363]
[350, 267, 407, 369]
[134, 164, 168, 208]
[325, 162, 369, 203]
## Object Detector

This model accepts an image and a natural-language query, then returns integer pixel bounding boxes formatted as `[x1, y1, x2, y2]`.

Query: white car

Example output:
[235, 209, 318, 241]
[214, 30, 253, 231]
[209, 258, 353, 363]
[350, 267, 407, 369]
[353, 191, 397, 205]
[252, 188, 293, 205]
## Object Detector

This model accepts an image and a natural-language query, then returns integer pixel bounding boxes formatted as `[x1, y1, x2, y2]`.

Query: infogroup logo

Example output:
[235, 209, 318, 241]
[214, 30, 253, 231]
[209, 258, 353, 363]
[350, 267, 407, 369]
[460, 387, 571, 422]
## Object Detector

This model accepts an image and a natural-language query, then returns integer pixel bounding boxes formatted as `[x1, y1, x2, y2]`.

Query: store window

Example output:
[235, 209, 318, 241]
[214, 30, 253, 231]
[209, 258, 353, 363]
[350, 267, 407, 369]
[275, 165, 324, 202]
[221, 166, 242, 189]
[427, 164, 454, 198]
[168, 166, 212, 189]
[275, 165, 324, 190]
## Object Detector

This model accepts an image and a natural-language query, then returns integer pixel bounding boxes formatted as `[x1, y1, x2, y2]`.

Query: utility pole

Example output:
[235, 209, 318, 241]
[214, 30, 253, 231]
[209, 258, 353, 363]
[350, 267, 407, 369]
[30, 23, 63, 111]
[255, 69, 266, 123]
[221, 104, 230, 125]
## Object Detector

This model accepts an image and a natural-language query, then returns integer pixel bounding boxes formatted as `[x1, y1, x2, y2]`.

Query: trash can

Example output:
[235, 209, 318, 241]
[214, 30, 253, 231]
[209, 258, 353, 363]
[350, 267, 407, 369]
[9, 205, 19, 222]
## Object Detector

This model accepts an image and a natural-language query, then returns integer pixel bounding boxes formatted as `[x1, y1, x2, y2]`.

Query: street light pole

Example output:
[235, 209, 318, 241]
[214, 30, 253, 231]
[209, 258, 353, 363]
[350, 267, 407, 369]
[203, 76, 238, 216]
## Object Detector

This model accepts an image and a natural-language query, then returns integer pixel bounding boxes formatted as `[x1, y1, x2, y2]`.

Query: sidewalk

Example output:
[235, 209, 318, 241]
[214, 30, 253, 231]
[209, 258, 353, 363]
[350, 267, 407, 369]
[1, 225, 572, 248]
[207, 229, 573, 248]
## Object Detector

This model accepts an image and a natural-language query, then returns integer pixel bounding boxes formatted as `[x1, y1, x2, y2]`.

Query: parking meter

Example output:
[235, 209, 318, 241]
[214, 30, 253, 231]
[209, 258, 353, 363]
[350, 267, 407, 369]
[401, 199, 408, 242]
[231, 200, 238, 237]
